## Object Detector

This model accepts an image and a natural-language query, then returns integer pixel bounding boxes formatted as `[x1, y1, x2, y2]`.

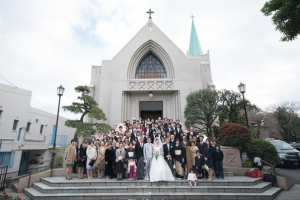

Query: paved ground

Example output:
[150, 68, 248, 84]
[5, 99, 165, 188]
[275, 167, 300, 184]
[274, 184, 300, 200]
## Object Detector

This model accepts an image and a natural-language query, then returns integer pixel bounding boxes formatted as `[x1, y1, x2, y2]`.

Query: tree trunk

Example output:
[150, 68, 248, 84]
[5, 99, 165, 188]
[73, 129, 78, 141]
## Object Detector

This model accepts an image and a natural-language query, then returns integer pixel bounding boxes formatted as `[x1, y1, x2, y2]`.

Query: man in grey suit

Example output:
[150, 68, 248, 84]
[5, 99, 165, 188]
[143, 137, 153, 180]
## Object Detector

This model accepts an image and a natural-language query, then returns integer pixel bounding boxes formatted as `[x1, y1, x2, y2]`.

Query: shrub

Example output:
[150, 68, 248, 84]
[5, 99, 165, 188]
[245, 139, 279, 165]
[218, 123, 251, 150]
[0, 192, 21, 200]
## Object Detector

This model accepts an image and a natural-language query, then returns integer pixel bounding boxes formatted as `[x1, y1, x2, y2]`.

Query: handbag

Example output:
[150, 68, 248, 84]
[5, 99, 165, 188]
[245, 169, 257, 178]
[204, 164, 209, 171]
[89, 159, 96, 167]
[263, 173, 276, 183]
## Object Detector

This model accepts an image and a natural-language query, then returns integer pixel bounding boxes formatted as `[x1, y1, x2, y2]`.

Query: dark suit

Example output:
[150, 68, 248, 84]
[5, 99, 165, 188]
[170, 139, 176, 147]
[196, 142, 207, 178]
[144, 135, 153, 143]
[135, 142, 144, 179]
[111, 146, 118, 178]
[154, 134, 163, 140]
[163, 123, 168, 130]
[197, 141, 207, 155]
[165, 127, 174, 135]
[186, 132, 196, 140]
[163, 143, 174, 171]
[131, 132, 138, 139]
[195, 155, 205, 174]
[145, 128, 152, 136]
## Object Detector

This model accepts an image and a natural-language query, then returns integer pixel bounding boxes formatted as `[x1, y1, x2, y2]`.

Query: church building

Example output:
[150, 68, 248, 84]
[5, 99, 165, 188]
[89, 11, 214, 127]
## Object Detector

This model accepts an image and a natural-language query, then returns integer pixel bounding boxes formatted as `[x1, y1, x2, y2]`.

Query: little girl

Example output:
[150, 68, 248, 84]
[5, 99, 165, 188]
[127, 157, 137, 181]
[188, 168, 197, 187]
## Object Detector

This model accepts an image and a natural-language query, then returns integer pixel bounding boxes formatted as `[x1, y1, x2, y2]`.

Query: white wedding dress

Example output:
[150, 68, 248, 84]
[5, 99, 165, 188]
[149, 138, 175, 182]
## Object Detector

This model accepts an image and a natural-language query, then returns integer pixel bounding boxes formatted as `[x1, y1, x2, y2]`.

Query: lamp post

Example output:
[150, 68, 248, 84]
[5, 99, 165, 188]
[238, 82, 249, 128]
[50, 85, 65, 177]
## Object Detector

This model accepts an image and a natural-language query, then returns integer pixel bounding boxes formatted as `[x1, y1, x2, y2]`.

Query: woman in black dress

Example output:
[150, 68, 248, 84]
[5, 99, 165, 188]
[105, 143, 114, 179]
[203, 139, 214, 181]
[77, 142, 87, 179]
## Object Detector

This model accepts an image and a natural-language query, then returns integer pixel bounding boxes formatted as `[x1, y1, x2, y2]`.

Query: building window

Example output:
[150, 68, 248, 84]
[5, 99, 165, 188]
[40, 125, 44, 134]
[135, 53, 167, 79]
[0, 151, 15, 167]
[36, 119, 39, 123]
[12, 120, 19, 131]
[26, 122, 31, 132]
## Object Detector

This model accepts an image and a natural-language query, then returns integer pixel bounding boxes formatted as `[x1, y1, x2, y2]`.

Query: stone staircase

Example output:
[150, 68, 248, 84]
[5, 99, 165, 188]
[23, 175, 282, 200]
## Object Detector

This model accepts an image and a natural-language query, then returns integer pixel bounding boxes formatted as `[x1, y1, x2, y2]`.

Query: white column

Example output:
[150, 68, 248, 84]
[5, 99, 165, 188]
[177, 91, 182, 121]
[121, 92, 125, 122]
[174, 91, 178, 120]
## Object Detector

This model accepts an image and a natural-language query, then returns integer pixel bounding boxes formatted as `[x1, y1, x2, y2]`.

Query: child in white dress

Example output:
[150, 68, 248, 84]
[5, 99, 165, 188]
[188, 168, 197, 187]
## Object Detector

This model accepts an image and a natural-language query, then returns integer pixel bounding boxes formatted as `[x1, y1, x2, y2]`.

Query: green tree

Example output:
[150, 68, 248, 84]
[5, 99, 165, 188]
[261, 0, 300, 41]
[245, 139, 279, 165]
[218, 89, 244, 125]
[63, 86, 111, 139]
[184, 89, 219, 137]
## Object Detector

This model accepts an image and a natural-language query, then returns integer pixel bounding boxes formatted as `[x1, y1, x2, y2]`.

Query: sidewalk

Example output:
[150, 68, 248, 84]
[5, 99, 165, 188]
[274, 184, 300, 200]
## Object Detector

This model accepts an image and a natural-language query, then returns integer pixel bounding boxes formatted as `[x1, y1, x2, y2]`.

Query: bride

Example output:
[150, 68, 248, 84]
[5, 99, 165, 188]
[150, 137, 175, 182]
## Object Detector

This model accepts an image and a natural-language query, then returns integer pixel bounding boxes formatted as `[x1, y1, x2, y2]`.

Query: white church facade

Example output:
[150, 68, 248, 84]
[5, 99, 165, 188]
[89, 13, 214, 127]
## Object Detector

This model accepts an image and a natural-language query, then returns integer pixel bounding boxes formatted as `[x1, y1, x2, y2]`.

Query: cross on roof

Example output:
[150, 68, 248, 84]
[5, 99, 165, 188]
[147, 9, 154, 19]
[190, 15, 195, 20]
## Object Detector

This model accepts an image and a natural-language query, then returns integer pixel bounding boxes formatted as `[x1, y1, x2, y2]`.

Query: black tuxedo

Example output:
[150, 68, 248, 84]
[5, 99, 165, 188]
[165, 127, 174, 135]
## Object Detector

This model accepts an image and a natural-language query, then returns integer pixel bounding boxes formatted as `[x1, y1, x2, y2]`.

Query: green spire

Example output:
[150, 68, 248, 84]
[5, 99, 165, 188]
[189, 15, 203, 55]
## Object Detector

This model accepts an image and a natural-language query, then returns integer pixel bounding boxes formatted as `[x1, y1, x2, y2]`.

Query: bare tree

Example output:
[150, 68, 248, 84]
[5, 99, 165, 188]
[268, 102, 300, 142]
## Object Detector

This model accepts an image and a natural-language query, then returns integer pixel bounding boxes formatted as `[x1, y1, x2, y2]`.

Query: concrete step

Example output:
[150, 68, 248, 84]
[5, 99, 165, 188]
[32, 181, 272, 194]
[40, 176, 262, 187]
[24, 187, 282, 200]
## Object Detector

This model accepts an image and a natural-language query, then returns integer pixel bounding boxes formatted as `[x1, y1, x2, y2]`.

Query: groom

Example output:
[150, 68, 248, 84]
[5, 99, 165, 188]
[143, 137, 153, 180]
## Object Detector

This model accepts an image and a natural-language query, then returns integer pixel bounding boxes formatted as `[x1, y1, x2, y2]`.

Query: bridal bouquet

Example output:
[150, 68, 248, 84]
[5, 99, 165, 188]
[154, 149, 160, 160]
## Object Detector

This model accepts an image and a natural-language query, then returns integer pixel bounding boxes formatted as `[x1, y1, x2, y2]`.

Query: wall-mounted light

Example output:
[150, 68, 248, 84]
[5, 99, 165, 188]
[149, 91, 153, 98]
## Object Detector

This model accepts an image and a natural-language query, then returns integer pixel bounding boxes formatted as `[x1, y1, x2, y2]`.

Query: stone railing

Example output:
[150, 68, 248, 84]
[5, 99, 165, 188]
[128, 79, 174, 90]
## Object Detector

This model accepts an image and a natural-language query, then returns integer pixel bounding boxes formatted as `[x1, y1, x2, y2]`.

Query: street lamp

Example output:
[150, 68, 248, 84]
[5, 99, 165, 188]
[238, 82, 249, 128]
[50, 85, 65, 177]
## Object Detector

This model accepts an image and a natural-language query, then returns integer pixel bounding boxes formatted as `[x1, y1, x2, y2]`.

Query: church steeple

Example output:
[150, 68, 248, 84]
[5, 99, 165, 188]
[188, 15, 203, 55]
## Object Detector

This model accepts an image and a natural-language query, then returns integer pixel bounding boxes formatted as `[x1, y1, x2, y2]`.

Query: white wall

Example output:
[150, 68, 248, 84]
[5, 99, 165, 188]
[0, 83, 76, 172]
[90, 19, 214, 126]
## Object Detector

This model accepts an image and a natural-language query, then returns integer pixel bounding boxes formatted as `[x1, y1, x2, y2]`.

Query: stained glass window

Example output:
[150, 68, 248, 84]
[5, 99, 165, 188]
[135, 54, 166, 79]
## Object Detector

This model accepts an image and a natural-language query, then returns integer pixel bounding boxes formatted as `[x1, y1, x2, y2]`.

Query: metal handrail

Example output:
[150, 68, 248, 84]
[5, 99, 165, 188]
[261, 159, 277, 180]
[6, 163, 51, 178]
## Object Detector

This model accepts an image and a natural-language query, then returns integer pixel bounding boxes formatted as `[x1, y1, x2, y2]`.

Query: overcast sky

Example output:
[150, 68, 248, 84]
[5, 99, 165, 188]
[1, 0, 299, 120]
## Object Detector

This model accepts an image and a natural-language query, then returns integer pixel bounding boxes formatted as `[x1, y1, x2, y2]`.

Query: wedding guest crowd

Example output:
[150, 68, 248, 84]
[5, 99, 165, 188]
[65, 117, 224, 181]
